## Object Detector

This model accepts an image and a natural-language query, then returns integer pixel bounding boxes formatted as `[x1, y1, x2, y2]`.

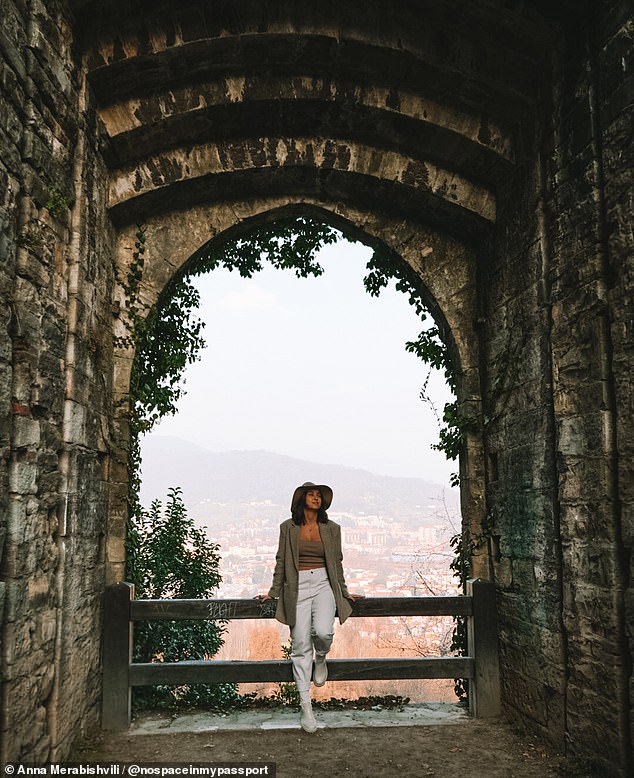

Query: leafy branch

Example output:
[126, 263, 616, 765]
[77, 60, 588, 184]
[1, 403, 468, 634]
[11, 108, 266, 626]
[193, 216, 339, 279]
[130, 488, 237, 710]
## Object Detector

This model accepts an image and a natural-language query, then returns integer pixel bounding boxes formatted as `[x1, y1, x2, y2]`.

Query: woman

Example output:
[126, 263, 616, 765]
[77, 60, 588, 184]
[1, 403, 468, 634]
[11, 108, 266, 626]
[257, 481, 363, 733]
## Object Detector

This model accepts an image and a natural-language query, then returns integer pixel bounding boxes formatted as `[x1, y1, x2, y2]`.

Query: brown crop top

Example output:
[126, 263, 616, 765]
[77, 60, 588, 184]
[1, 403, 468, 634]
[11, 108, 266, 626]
[298, 538, 326, 570]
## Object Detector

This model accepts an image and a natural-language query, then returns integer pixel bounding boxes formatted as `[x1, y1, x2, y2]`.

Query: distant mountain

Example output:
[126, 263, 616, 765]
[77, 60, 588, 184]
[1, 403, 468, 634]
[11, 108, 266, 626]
[139, 436, 458, 522]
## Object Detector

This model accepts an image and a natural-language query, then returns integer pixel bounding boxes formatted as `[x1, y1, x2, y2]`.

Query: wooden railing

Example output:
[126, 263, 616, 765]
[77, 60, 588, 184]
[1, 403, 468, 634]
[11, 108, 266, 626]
[102, 579, 500, 730]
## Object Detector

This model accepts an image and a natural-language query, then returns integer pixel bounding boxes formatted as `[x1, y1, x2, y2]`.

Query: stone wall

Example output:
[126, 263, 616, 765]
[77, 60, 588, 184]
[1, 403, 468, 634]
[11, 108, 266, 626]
[485, 3, 633, 774]
[0, 0, 115, 762]
[548, 3, 632, 771]
[484, 148, 567, 745]
[598, 2, 634, 761]
[0, 0, 631, 774]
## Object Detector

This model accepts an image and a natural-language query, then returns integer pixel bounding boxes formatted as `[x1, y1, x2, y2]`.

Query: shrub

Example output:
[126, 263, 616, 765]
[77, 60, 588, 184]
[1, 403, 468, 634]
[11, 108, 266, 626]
[128, 487, 238, 710]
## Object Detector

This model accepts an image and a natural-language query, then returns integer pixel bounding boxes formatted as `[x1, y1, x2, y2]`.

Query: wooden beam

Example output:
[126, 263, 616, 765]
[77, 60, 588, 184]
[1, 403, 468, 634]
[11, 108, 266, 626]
[129, 656, 474, 685]
[467, 578, 501, 717]
[130, 595, 472, 621]
[102, 582, 134, 730]
[352, 596, 472, 617]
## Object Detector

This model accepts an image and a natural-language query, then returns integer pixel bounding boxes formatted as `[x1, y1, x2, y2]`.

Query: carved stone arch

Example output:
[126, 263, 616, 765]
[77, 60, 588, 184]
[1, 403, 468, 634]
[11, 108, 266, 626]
[109, 195, 487, 583]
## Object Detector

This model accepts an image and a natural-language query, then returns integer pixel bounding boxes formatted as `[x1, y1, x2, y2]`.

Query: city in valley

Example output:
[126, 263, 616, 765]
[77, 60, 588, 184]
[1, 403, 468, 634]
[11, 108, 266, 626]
[189, 496, 462, 703]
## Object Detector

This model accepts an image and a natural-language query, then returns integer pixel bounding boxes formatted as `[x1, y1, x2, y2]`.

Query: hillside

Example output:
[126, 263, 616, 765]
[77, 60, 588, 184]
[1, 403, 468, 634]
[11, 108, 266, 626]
[139, 435, 458, 525]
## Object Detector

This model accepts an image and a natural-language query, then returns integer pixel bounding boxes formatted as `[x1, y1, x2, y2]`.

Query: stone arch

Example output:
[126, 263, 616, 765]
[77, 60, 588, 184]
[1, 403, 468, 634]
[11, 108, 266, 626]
[87, 0, 511, 593]
[109, 196, 487, 584]
[2, 0, 632, 772]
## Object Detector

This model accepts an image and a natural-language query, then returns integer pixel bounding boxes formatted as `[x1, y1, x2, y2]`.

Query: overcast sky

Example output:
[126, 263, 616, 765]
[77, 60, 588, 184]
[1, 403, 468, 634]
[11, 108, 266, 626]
[142, 238, 456, 486]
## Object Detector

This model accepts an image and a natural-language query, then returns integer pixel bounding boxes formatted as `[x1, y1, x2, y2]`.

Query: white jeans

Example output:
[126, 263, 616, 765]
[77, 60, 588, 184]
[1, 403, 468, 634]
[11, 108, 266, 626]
[290, 567, 337, 692]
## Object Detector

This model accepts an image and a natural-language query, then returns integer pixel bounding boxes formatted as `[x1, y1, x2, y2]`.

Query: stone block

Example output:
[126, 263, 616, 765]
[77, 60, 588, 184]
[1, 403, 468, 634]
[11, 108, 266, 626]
[32, 507, 59, 548]
[36, 449, 59, 475]
[106, 534, 125, 564]
[511, 557, 536, 590]
[7, 496, 27, 542]
[34, 609, 57, 643]
[62, 400, 86, 445]
[3, 619, 35, 666]
[0, 92, 24, 155]
[1, 577, 31, 624]
[33, 375, 65, 418]
[38, 662, 55, 703]
[493, 555, 512, 588]
[0, 364, 12, 418]
[621, 502, 634, 545]
[558, 459, 613, 505]
[501, 668, 548, 723]
[24, 534, 58, 579]
[566, 683, 621, 750]
[562, 538, 620, 590]
[557, 412, 608, 457]
[42, 417, 63, 450]
[106, 561, 126, 585]
[0, 0, 28, 60]
[27, 572, 50, 602]
[12, 415, 41, 448]
[10, 696, 48, 759]
[30, 733, 51, 765]
[8, 459, 37, 494]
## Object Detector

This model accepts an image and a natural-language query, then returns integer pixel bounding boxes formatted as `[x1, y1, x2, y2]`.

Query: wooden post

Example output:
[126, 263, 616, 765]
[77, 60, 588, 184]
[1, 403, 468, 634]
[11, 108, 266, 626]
[467, 578, 501, 717]
[102, 582, 134, 730]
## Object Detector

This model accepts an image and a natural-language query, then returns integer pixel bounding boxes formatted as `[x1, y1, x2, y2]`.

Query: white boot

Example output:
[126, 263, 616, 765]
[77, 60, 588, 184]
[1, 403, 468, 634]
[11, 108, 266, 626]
[299, 690, 317, 733]
[313, 653, 328, 686]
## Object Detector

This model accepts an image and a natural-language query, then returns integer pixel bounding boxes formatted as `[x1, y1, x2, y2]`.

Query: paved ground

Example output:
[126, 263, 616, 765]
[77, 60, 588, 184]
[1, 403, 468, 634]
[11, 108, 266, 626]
[128, 701, 467, 734]
[71, 704, 568, 778]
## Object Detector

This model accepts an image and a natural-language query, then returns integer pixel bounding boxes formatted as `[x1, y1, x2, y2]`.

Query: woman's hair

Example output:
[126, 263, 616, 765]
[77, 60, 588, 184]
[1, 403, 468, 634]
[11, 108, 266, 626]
[291, 490, 329, 525]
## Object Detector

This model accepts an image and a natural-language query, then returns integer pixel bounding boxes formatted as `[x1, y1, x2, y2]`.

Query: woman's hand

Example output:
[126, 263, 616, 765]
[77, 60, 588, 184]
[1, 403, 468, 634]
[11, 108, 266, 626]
[346, 593, 365, 601]
[254, 594, 273, 600]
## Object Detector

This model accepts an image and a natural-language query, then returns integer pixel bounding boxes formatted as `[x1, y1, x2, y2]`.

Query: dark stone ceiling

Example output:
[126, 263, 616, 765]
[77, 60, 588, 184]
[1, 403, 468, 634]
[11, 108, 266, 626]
[65, 0, 586, 234]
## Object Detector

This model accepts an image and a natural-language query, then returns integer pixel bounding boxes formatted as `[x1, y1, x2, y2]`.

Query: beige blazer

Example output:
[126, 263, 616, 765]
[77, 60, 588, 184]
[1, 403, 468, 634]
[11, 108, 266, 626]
[267, 518, 353, 626]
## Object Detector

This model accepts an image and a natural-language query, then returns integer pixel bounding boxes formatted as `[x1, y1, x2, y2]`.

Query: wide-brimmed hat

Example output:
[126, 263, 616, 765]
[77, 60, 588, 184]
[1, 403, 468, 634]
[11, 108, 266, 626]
[291, 482, 333, 512]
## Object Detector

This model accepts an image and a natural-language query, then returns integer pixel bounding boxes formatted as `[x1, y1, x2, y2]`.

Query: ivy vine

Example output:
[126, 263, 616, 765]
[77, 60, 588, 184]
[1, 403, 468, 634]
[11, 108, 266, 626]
[45, 187, 69, 219]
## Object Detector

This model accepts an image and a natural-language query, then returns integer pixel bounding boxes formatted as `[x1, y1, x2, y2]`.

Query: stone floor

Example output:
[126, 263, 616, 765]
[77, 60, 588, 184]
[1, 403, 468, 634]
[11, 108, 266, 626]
[130, 701, 467, 735]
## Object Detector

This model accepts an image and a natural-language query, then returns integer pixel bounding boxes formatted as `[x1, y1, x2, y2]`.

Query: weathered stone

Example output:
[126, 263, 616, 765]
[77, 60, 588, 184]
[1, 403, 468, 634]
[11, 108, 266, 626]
[0, 1, 632, 774]
[8, 459, 38, 495]
[12, 416, 40, 448]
